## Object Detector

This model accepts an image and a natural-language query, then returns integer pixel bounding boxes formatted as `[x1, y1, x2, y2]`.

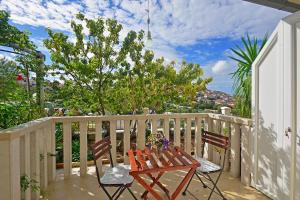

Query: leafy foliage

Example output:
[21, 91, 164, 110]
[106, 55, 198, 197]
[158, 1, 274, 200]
[44, 13, 212, 115]
[230, 34, 268, 118]
[0, 10, 35, 51]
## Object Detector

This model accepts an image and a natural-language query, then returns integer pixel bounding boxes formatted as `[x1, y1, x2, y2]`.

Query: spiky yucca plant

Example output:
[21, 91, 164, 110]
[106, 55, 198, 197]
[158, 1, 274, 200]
[230, 34, 268, 118]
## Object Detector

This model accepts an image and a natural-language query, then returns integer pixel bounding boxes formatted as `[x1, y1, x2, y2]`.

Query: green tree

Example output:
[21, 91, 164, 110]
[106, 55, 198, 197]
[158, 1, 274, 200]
[0, 10, 35, 51]
[0, 58, 30, 129]
[0, 10, 46, 127]
[44, 13, 138, 115]
[230, 34, 268, 118]
[45, 13, 212, 115]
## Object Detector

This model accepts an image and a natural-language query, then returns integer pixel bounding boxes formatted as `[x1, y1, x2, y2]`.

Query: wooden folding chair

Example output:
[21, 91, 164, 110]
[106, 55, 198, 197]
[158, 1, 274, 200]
[182, 130, 229, 200]
[91, 137, 137, 200]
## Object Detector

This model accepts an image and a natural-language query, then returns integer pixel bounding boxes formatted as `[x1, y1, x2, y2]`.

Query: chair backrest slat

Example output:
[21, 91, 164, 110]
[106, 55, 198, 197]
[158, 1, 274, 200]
[91, 137, 114, 186]
[93, 140, 111, 156]
[202, 130, 229, 150]
[94, 144, 111, 161]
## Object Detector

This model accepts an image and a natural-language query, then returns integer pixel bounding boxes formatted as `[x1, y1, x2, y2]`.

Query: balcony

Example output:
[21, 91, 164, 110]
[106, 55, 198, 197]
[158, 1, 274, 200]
[0, 112, 267, 200]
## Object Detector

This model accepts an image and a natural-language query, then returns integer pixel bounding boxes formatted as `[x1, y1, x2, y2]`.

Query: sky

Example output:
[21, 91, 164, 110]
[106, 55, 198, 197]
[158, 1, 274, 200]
[0, 0, 289, 94]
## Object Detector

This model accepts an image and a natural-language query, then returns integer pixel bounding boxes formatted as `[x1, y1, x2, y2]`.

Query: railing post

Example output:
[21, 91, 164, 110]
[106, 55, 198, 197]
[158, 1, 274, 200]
[195, 117, 202, 158]
[185, 118, 192, 154]
[163, 116, 170, 140]
[0, 137, 21, 200]
[230, 123, 241, 178]
[110, 120, 117, 165]
[95, 120, 103, 174]
[80, 121, 88, 176]
[63, 122, 72, 178]
[123, 120, 130, 164]
[221, 106, 231, 115]
[137, 119, 146, 149]
[241, 124, 251, 185]
[174, 118, 181, 147]
[31, 131, 41, 199]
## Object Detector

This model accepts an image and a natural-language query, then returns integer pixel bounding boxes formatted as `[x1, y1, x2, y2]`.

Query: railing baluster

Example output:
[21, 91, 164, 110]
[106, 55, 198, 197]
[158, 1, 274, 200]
[212, 119, 221, 164]
[163, 117, 170, 140]
[80, 121, 88, 176]
[31, 130, 41, 199]
[241, 124, 251, 185]
[174, 118, 181, 147]
[124, 120, 130, 164]
[0, 137, 21, 200]
[185, 118, 192, 154]
[231, 123, 241, 178]
[95, 120, 103, 174]
[152, 118, 158, 134]
[24, 132, 31, 200]
[206, 117, 214, 161]
[137, 119, 146, 149]
[195, 117, 202, 158]
[40, 128, 48, 189]
[63, 122, 72, 178]
[222, 120, 230, 171]
[48, 122, 56, 182]
[110, 120, 117, 165]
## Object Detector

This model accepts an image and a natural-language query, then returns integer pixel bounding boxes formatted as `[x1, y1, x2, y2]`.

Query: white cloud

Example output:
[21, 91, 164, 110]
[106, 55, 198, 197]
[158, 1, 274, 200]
[0, 0, 289, 63]
[212, 60, 233, 74]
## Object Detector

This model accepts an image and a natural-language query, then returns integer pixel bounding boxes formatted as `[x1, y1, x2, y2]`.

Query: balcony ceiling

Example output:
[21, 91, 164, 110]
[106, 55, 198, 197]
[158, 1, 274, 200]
[244, 0, 300, 12]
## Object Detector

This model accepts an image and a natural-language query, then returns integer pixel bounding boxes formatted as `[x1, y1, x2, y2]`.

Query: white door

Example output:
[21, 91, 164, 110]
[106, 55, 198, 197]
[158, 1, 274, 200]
[295, 21, 300, 200]
[253, 20, 293, 200]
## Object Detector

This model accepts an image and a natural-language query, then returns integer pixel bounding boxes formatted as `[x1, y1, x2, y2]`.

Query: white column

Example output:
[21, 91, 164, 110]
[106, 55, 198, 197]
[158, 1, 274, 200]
[110, 120, 117, 165]
[152, 118, 158, 134]
[213, 119, 221, 164]
[24, 133, 31, 200]
[163, 117, 170, 140]
[221, 106, 231, 115]
[195, 117, 202, 158]
[137, 119, 146, 149]
[63, 122, 72, 178]
[95, 120, 103, 174]
[40, 128, 48, 189]
[206, 117, 213, 161]
[174, 118, 181, 147]
[230, 123, 241, 178]
[241, 124, 251, 185]
[80, 121, 88, 176]
[48, 122, 56, 182]
[30, 131, 41, 199]
[123, 120, 131, 164]
[0, 137, 21, 200]
[222, 121, 230, 171]
[185, 118, 192, 154]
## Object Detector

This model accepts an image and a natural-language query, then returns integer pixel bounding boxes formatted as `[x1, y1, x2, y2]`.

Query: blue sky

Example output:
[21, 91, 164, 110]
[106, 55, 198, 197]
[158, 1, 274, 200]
[0, 0, 289, 94]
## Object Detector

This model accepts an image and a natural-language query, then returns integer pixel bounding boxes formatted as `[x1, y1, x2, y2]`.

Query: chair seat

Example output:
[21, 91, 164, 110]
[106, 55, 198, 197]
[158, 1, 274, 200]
[195, 157, 222, 173]
[100, 165, 134, 185]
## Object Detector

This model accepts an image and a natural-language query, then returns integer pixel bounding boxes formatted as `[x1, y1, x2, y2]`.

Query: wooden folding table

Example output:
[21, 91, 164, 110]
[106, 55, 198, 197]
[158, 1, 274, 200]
[127, 146, 200, 200]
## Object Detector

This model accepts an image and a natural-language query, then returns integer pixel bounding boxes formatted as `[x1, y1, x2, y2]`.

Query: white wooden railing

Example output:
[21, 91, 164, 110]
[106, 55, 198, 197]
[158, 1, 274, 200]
[0, 110, 253, 200]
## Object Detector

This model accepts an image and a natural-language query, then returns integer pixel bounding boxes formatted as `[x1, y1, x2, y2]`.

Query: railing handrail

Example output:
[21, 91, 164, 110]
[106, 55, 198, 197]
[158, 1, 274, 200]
[0, 112, 252, 140]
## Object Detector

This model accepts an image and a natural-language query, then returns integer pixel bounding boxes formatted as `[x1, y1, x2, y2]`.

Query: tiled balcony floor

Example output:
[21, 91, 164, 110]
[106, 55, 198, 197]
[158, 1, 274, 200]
[46, 167, 269, 200]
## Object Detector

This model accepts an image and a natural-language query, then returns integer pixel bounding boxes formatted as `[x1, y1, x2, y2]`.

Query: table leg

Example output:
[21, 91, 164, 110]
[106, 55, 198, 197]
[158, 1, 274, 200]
[171, 167, 196, 200]
[141, 172, 169, 199]
[132, 174, 163, 200]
